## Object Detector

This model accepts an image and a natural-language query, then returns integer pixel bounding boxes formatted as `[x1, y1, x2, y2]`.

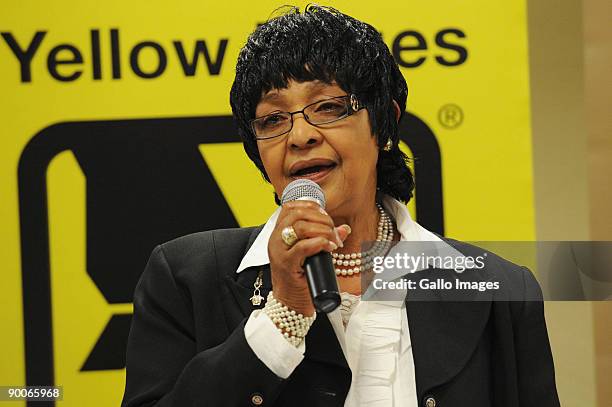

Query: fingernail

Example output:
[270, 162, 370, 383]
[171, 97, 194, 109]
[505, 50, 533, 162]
[319, 207, 328, 215]
[342, 224, 352, 235]
[328, 240, 338, 251]
[334, 228, 344, 248]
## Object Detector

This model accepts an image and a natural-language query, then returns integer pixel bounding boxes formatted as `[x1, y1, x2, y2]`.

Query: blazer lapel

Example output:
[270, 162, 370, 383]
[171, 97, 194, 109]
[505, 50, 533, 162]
[405, 267, 492, 395]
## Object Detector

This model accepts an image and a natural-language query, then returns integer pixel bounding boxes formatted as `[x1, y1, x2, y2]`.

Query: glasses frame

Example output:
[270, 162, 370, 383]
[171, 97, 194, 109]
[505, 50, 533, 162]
[250, 94, 363, 140]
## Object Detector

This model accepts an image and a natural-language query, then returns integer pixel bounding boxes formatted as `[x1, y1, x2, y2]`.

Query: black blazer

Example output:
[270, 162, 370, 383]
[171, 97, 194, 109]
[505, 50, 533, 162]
[121, 227, 560, 407]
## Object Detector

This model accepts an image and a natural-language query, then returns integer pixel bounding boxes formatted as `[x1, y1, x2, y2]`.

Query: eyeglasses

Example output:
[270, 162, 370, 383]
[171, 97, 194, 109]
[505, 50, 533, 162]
[250, 94, 363, 140]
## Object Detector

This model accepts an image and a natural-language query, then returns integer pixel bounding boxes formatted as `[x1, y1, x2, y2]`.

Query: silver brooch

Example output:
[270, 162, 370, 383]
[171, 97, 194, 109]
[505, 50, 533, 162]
[250, 270, 264, 306]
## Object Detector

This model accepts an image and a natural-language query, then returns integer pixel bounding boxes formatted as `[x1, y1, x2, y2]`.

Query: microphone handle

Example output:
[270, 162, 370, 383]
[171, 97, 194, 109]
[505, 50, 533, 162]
[303, 251, 341, 313]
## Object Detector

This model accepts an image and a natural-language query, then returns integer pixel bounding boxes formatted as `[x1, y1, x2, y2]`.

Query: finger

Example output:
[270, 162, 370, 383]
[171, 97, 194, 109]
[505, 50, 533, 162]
[282, 200, 324, 211]
[288, 237, 337, 266]
[336, 224, 352, 243]
[278, 200, 330, 222]
[292, 220, 340, 245]
[278, 207, 334, 230]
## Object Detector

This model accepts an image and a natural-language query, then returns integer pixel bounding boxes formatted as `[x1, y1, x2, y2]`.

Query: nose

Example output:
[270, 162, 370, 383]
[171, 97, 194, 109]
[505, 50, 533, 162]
[287, 114, 323, 150]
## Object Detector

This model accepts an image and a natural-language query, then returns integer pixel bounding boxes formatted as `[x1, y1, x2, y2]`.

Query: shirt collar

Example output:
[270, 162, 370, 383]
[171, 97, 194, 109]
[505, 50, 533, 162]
[235, 195, 442, 274]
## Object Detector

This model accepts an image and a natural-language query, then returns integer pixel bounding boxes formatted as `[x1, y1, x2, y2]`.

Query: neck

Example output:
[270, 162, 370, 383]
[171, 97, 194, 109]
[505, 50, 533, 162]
[332, 195, 400, 295]
[331, 197, 381, 255]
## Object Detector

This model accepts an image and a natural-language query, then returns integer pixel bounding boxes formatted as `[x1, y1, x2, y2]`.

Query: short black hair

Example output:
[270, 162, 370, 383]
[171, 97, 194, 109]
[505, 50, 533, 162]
[230, 4, 414, 203]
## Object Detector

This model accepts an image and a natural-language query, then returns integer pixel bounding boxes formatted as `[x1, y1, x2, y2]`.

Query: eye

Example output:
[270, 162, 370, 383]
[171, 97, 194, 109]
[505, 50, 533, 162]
[315, 100, 345, 114]
[260, 113, 288, 128]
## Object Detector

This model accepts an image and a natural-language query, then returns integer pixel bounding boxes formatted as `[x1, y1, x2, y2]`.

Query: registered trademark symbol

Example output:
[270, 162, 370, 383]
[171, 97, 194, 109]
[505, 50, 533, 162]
[438, 104, 463, 129]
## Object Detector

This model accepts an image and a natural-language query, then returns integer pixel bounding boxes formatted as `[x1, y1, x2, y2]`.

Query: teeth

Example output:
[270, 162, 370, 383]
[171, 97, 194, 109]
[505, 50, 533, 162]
[300, 166, 323, 175]
[293, 163, 335, 176]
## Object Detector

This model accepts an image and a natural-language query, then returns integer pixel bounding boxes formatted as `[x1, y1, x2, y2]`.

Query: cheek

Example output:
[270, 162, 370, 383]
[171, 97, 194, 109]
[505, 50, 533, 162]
[338, 139, 378, 185]
[258, 145, 286, 188]
[349, 132, 379, 168]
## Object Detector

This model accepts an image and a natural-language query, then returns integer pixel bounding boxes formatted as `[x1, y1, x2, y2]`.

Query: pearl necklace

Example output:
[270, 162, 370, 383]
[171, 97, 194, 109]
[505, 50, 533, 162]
[332, 203, 394, 276]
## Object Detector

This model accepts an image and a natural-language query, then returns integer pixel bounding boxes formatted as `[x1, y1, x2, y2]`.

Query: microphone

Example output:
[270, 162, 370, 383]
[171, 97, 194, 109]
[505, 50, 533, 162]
[281, 179, 341, 313]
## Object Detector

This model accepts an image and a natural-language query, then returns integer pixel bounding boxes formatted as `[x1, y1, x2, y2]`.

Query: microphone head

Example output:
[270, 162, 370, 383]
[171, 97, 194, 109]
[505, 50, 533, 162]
[280, 179, 326, 208]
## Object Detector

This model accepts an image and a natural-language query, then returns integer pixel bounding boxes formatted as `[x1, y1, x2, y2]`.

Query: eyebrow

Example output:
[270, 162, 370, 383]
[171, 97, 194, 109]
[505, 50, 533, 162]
[259, 81, 335, 104]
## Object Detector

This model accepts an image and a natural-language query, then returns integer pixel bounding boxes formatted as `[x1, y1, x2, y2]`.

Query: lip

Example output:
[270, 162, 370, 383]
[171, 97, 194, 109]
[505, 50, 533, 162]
[288, 158, 338, 183]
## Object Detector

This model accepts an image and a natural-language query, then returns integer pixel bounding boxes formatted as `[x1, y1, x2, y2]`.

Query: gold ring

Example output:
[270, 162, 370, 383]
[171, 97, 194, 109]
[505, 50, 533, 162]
[281, 226, 299, 247]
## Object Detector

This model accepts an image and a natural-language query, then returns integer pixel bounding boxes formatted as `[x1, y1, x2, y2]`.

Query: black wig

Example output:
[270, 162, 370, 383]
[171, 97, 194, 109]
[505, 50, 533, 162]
[230, 4, 414, 203]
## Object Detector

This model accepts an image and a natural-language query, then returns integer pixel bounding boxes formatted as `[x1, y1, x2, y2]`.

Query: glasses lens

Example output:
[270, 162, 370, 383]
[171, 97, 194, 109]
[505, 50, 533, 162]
[306, 98, 349, 125]
[253, 112, 291, 139]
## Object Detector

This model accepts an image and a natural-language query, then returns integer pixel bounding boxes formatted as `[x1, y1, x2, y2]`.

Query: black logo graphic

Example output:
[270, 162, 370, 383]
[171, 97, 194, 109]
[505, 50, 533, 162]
[18, 113, 443, 406]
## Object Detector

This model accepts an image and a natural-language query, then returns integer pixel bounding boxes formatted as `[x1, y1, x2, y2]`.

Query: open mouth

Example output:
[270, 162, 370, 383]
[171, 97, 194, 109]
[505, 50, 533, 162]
[290, 162, 337, 181]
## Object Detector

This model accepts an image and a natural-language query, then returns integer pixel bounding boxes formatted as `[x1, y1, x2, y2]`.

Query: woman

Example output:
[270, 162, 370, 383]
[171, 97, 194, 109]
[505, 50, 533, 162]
[122, 5, 559, 407]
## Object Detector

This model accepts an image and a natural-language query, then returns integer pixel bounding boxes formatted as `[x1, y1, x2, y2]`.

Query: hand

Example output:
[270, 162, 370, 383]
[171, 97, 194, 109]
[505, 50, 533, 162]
[269, 200, 351, 316]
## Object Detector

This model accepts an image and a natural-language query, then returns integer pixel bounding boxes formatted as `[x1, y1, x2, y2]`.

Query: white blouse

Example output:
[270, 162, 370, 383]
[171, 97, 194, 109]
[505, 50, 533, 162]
[242, 196, 443, 406]
[331, 292, 416, 407]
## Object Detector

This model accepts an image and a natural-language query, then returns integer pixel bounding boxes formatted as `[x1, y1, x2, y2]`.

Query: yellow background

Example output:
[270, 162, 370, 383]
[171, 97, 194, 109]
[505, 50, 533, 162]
[1, 0, 535, 405]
